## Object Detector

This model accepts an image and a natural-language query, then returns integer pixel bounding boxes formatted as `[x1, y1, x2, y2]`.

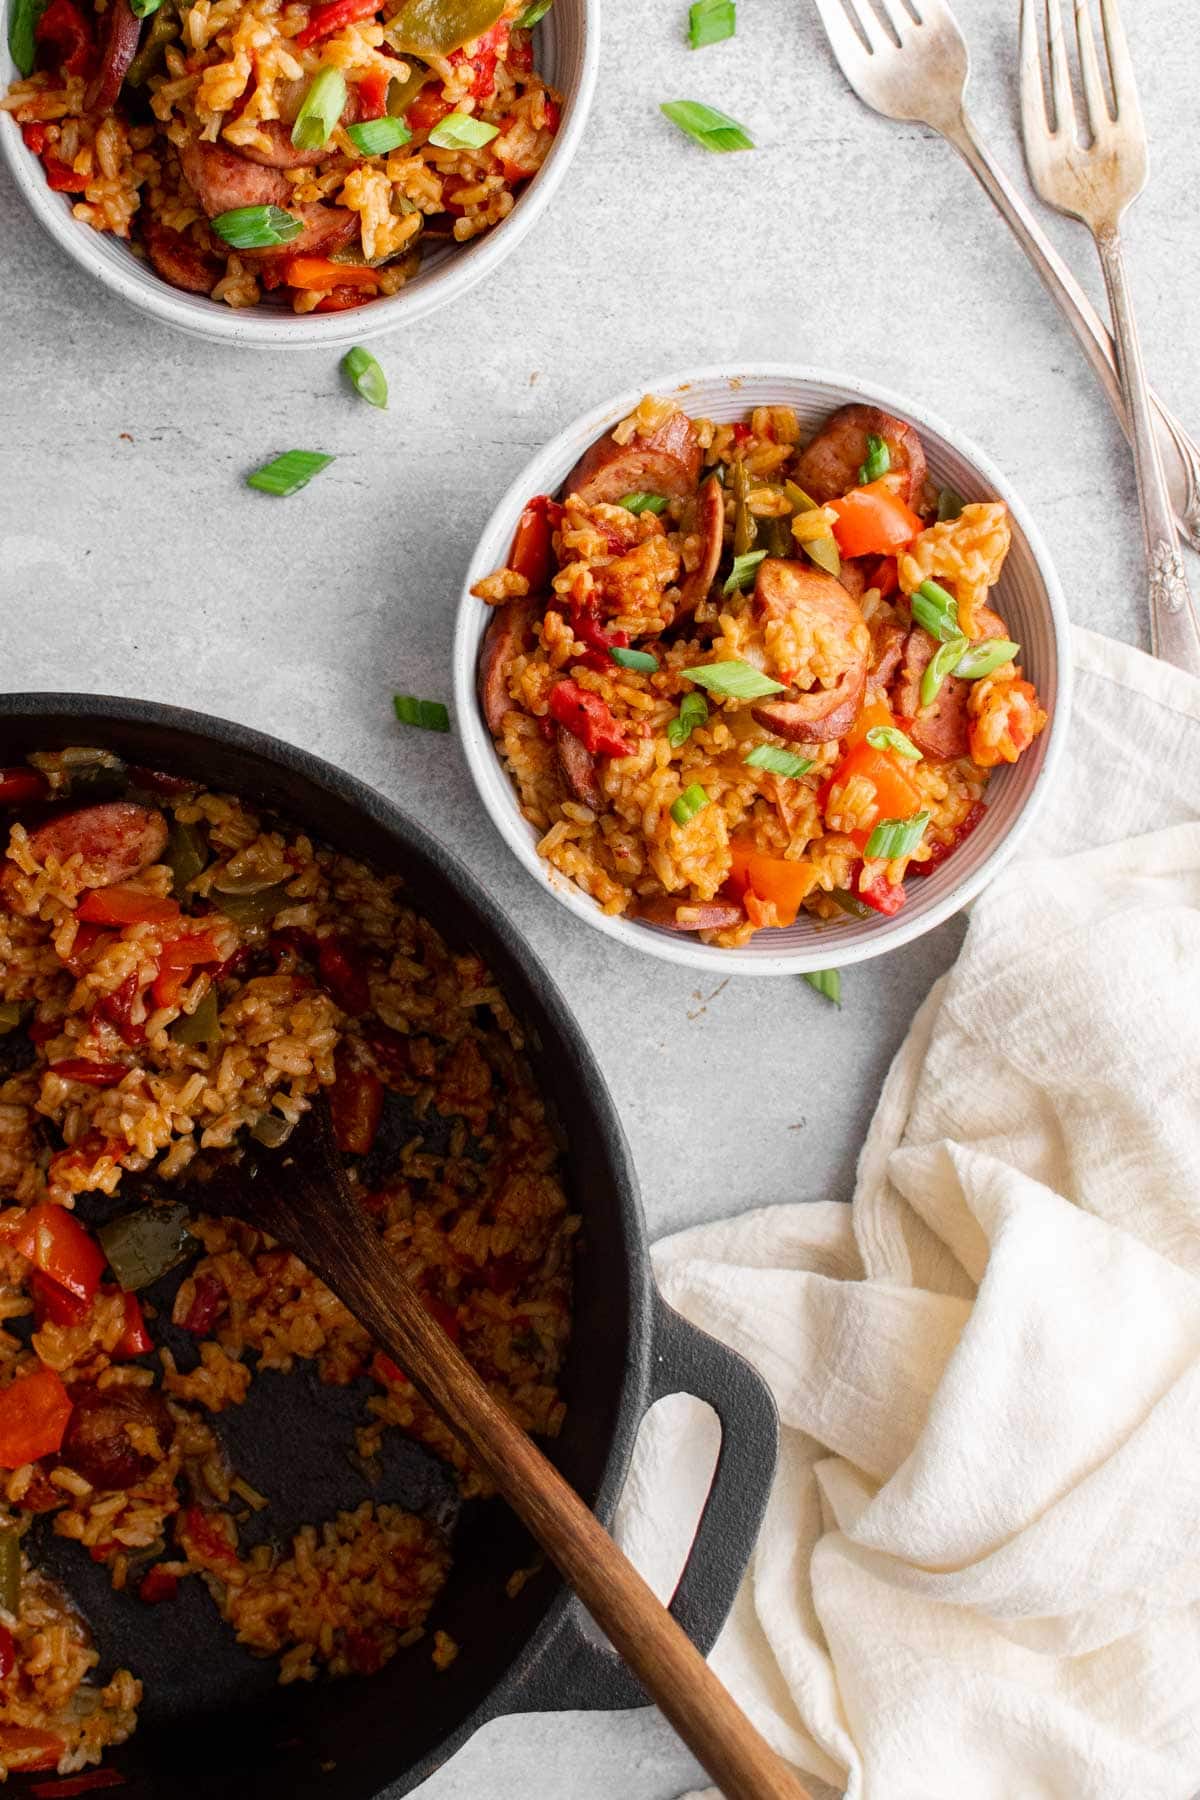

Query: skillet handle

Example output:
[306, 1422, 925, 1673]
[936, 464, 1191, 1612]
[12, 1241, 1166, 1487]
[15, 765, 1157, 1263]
[515, 1285, 779, 1714]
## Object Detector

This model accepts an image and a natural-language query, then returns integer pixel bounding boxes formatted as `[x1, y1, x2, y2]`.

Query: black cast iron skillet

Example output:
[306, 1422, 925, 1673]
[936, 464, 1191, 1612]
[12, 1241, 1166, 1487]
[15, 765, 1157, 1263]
[0, 695, 779, 1800]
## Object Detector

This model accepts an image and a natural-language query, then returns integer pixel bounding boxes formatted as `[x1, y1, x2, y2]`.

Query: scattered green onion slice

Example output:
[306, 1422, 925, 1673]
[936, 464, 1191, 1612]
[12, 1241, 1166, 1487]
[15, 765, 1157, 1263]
[346, 115, 413, 155]
[515, 0, 553, 22]
[609, 646, 659, 673]
[666, 691, 708, 748]
[865, 724, 922, 762]
[865, 810, 929, 862]
[211, 204, 302, 250]
[921, 635, 969, 708]
[343, 345, 388, 410]
[617, 492, 668, 515]
[394, 694, 451, 732]
[954, 639, 1021, 680]
[723, 549, 767, 594]
[292, 68, 347, 149]
[660, 99, 754, 153]
[428, 112, 499, 149]
[803, 969, 841, 1005]
[682, 660, 785, 700]
[8, 0, 47, 76]
[743, 744, 813, 777]
[98, 1203, 198, 1292]
[857, 433, 891, 485]
[670, 782, 710, 827]
[937, 486, 965, 522]
[129, 0, 163, 17]
[688, 0, 735, 49]
[246, 450, 334, 497]
[911, 579, 961, 643]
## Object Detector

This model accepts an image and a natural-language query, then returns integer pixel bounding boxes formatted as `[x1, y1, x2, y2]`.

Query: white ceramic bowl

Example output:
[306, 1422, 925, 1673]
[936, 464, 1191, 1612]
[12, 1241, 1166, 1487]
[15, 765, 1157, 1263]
[454, 365, 1073, 977]
[0, 0, 596, 346]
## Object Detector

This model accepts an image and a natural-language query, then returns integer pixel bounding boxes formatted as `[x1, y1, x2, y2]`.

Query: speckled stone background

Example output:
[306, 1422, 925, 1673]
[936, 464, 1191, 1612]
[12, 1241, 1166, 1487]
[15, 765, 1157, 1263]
[2, 0, 1197, 1791]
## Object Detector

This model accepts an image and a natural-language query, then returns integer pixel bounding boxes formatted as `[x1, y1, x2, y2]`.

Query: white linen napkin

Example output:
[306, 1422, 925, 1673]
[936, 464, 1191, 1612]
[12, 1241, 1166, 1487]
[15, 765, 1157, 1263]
[613, 628, 1200, 1800]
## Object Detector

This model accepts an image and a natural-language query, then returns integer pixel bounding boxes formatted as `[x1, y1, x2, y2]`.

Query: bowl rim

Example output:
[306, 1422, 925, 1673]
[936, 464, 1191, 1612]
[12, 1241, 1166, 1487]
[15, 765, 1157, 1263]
[0, 0, 599, 346]
[453, 361, 1075, 977]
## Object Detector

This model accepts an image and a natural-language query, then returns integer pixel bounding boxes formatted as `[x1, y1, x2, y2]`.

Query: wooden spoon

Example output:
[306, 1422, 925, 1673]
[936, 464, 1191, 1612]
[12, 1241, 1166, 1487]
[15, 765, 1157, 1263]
[182, 1102, 813, 1800]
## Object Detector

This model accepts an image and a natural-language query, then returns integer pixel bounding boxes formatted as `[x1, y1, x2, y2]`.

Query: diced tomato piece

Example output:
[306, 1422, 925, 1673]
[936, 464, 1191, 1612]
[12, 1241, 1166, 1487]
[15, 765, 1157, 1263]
[447, 17, 508, 99]
[91, 971, 144, 1047]
[47, 1058, 127, 1087]
[5, 1204, 106, 1302]
[867, 555, 899, 598]
[20, 123, 49, 154]
[112, 1290, 152, 1358]
[294, 0, 379, 49]
[858, 872, 907, 916]
[34, 0, 94, 78]
[403, 88, 453, 134]
[77, 887, 178, 927]
[356, 65, 390, 118]
[330, 1065, 384, 1156]
[28, 1017, 61, 1046]
[151, 931, 223, 1010]
[31, 1272, 90, 1329]
[507, 25, 533, 71]
[313, 286, 374, 312]
[0, 1624, 14, 1680]
[0, 1725, 66, 1773]
[827, 480, 923, 559]
[0, 767, 47, 806]
[61, 922, 106, 977]
[508, 494, 561, 592]
[371, 1349, 407, 1387]
[910, 799, 987, 876]
[179, 1273, 223, 1337]
[180, 1504, 238, 1566]
[138, 1565, 179, 1605]
[0, 1366, 72, 1469]
[317, 937, 371, 1015]
[43, 156, 87, 192]
[546, 680, 630, 757]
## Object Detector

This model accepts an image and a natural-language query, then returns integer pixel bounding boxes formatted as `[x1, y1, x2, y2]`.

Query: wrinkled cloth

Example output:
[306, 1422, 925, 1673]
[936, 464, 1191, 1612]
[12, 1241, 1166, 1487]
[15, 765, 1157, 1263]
[614, 629, 1200, 1800]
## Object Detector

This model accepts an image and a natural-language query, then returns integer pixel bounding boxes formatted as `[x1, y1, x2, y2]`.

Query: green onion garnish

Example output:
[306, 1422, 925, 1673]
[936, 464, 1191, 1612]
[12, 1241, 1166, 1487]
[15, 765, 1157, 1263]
[394, 695, 451, 733]
[954, 639, 1021, 680]
[343, 345, 388, 410]
[666, 691, 708, 748]
[743, 744, 813, 777]
[609, 646, 659, 673]
[937, 487, 965, 522]
[921, 635, 969, 708]
[428, 113, 499, 149]
[130, 0, 163, 17]
[688, 0, 735, 49]
[865, 724, 922, 762]
[346, 116, 413, 155]
[803, 969, 841, 1005]
[246, 450, 334, 497]
[211, 204, 302, 250]
[516, 0, 554, 22]
[911, 579, 961, 643]
[857, 433, 891, 485]
[8, 0, 47, 76]
[723, 549, 767, 594]
[292, 68, 347, 149]
[660, 99, 754, 153]
[865, 810, 929, 862]
[617, 492, 668, 515]
[682, 660, 785, 700]
[670, 782, 710, 827]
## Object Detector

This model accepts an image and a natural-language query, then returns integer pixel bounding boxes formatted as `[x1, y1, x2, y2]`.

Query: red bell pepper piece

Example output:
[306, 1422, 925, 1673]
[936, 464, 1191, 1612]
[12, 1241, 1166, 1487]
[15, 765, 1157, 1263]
[62, 922, 106, 976]
[34, 0, 94, 78]
[858, 872, 907, 916]
[48, 1058, 127, 1087]
[31, 1272, 90, 1329]
[317, 937, 371, 1015]
[77, 887, 178, 927]
[0, 766, 47, 806]
[179, 1273, 224, 1337]
[0, 1726, 67, 1774]
[329, 1065, 384, 1156]
[910, 799, 987, 877]
[43, 156, 88, 192]
[508, 494, 561, 592]
[355, 65, 390, 118]
[546, 680, 630, 757]
[294, 0, 380, 49]
[0, 1625, 14, 1679]
[151, 932, 223, 1009]
[568, 602, 628, 672]
[447, 17, 508, 99]
[403, 88, 453, 135]
[731, 422, 752, 447]
[20, 123, 49, 154]
[827, 480, 923, 560]
[112, 1291, 152, 1358]
[0, 1366, 73, 1468]
[6, 1205, 106, 1302]
[180, 1504, 238, 1566]
[137, 1566, 179, 1606]
[313, 286, 373, 313]
[91, 971, 144, 1046]
[32, 1768, 127, 1796]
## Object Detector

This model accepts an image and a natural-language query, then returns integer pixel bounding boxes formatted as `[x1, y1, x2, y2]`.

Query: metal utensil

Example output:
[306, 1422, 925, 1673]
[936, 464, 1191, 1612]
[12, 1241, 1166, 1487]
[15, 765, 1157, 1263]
[808, 0, 1200, 558]
[1018, 0, 1200, 672]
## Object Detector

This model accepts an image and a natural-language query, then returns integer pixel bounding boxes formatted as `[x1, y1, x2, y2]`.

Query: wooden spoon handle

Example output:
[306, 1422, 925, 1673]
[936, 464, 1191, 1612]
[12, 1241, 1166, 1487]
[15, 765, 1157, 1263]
[271, 1188, 813, 1800]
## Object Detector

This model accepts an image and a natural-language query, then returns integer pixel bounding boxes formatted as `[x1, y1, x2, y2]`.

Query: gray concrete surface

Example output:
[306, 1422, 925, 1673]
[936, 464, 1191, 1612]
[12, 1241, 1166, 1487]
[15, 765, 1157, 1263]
[2, 0, 1197, 1792]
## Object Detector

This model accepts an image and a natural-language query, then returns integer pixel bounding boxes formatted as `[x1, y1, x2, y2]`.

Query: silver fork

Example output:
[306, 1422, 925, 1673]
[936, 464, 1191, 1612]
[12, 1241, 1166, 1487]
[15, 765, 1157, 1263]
[1020, 0, 1199, 673]
[808, 0, 1200, 568]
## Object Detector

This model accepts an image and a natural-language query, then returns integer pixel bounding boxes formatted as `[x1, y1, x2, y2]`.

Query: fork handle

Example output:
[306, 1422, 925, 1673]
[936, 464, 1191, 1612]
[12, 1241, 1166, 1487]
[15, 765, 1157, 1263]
[944, 110, 1200, 559]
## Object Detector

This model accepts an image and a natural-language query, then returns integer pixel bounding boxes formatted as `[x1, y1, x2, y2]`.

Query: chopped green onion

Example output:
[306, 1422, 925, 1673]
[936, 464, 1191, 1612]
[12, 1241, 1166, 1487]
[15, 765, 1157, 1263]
[394, 694, 451, 733]
[0, 1529, 20, 1613]
[247, 450, 334, 498]
[865, 724, 922, 762]
[515, 0, 554, 22]
[723, 549, 767, 594]
[8, 0, 48, 76]
[609, 646, 659, 673]
[921, 635, 969, 708]
[911, 579, 961, 643]
[0, 1002, 24, 1036]
[865, 810, 929, 862]
[343, 345, 388, 410]
[937, 486, 965, 522]
[954, 639, 1021, 680]
[743, 744, 813, 777]
[98, 1203, 198, 1292]
[211, 205, 302, 250]
[346, 115, 413, 155]
[666, 691, 708, 748]
[660, 99, 754, 153]
[129, 0, 163, 17]
[428, 112, 499, 149]
[682, 661, 785, 700]
[688, 0, 735, 49]
[292, 67, 348, 149]
[617, 492, 668, 515]
[803, 969, 841, 1005]
[857, 433, 891, 485]
[170, 988, 220, 1047]
[670, 783, 710, 827]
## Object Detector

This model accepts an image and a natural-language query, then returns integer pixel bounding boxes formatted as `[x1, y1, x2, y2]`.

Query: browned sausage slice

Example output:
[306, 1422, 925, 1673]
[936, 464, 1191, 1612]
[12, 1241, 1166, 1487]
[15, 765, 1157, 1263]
[676, 474, 725, 615]
[793, 404, 927, 506]
[85, 0, 140, 112]
[753, 677, 865, 746]
[234, 88, 361, 169]
[142, 218, 223, 296]
[638, 896, 745, 932]
[242, 203, 358, 262]
[867, 621, 907, 693]
[564, 412, 702, 506]
[892, 605, 1006, 758]
[750, 559, 869, 743]
[59, 1384, 174, 1491]
[180, 140, 290, 216]
[479, 599, 536, 734]
[556, 727, 602, 808]
[17, 802, 168, 886]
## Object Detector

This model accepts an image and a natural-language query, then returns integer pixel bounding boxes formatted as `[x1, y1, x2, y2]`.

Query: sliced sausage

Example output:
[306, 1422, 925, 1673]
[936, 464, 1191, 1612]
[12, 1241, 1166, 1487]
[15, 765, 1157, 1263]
[675, 474, 725, 615]
[142, 217, 223, 295]
[180, 139, 290, 216]
[234, 87, 361, 169]
[242, 203, 358, 262]
[60, 1383, 173, 1491]
[85, 0, 140, 112]
[750, 559, 869, 743]
[556, 727, 602, 809]
[834, 557, 868, 602]
[479, 599, 536, 734]
[867, 621, 907, 693]
[564, 412, 702, 506]
[11, 802, 167, 887]
[892, 605, 1006, 759]
[793, 404, 927, 506]
[637, 896, 745, 932]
